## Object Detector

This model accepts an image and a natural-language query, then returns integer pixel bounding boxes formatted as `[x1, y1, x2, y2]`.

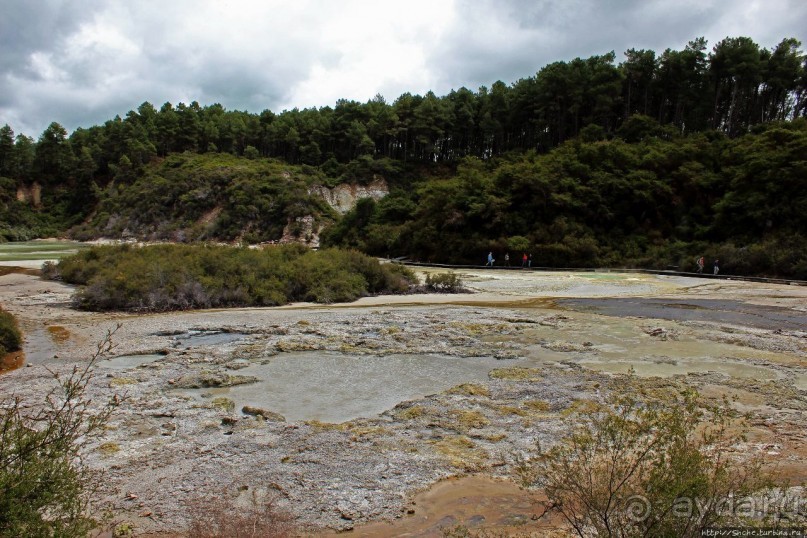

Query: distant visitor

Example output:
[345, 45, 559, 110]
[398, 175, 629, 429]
[713, 259, 719, 275]
[486, 252, 494, 266]
[696, 256, 705, 274]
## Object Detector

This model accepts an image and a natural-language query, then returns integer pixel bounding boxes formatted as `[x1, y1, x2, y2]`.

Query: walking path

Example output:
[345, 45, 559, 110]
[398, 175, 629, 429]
[400, 261, 807, 287]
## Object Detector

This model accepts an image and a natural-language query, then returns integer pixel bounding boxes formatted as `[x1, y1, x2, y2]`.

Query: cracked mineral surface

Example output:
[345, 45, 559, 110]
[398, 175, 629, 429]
[1, 266, 805, 535]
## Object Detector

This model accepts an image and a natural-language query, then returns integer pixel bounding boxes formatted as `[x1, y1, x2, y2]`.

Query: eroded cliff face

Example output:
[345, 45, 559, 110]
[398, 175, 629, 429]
[280, 215, 320, 248]
[310, 177, 389, 215]
[285, 177, 389, 248]
[16, 183, 42, 208]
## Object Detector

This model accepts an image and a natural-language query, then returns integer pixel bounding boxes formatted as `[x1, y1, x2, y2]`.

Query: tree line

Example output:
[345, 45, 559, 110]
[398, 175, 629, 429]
[322, 117, 807, 278]
[0, 35, 804, 189]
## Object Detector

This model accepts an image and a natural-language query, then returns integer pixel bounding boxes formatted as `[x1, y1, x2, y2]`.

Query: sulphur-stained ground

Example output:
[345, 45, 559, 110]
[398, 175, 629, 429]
[1, 265, 806, 536]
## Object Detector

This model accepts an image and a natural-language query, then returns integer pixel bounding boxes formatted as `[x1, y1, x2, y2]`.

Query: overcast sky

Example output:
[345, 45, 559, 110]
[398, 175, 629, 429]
[2, 0, 805, 138]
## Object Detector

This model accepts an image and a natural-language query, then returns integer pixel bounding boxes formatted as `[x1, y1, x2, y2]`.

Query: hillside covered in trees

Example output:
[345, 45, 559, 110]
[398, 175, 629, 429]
[323, 118, 807, 276]
[0, 36, 806, 277]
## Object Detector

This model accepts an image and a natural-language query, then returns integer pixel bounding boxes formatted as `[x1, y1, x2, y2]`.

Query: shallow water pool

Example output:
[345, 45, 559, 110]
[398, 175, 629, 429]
[0, 240, 87, 263]
[179, 351, 515, 423]
[573, 355, 781, 380]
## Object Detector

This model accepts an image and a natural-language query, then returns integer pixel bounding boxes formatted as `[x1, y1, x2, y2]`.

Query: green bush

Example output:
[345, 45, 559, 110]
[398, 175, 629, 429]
[1, 332, 119, 537]
[0, 309, 22, 356]
[520, 387, 778, 537]
[425, 272, 465, 293]
[48, 244, 417, 312]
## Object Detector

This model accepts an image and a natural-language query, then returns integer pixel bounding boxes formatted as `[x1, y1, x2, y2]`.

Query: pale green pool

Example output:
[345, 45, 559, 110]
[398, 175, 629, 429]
[0, 240, 87, 264]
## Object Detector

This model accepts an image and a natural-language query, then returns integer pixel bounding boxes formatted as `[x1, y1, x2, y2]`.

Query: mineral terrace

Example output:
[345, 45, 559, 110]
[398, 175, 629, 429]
[1, 267, 805, 535]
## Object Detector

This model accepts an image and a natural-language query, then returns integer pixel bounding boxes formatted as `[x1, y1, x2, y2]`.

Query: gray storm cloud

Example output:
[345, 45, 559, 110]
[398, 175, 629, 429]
[1, 0, 805, 138]
[429, 0, 806, 90]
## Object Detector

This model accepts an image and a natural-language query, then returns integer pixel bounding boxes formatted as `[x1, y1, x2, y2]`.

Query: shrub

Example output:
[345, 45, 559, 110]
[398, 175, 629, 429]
[186, 488, 294, 538]
[520, 388, 778, 537]
[0, 309, 22, 356]
[0, 331, 120, 537]
[425, 272, 465, 293]
[48, 244, 417, 312]
[506, 235, 530, 254]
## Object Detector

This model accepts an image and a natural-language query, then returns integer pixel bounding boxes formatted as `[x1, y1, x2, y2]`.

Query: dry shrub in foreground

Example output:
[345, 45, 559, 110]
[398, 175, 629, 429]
[186, 489, 295, 538]
[519, 387, 789, 537]
[0, 329, 120, 537]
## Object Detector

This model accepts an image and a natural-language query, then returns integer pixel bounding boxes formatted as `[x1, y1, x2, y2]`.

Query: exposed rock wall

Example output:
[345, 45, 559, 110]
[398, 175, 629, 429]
[280, 215, 321, 248]
[16, 183, 42, 208]
[311, 177, 389, 215]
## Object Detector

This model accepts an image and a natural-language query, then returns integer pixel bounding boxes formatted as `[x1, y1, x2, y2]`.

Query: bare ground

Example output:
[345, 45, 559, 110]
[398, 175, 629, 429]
[1, 267, 805, 536]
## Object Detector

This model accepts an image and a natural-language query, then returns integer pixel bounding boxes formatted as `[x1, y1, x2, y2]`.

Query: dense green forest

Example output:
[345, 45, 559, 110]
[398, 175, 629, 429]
[1, 36, 806, 276]
[323, 118, 807, 277]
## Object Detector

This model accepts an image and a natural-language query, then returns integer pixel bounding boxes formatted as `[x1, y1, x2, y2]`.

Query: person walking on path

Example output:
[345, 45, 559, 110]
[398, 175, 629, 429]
[522, 253, 528, 267]
[528, 253, 532, 268]
[713, 259, 719, 275]
[504, 253, 510, 266]
[486, 252, 494, 266]
[696, 256, 705, 273]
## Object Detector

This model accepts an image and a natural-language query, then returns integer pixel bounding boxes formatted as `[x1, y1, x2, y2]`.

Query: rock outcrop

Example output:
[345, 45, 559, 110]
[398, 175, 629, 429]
[280, 215, 321, 248]
[311, 177, 389, 215]
[16, 183, 42, 208]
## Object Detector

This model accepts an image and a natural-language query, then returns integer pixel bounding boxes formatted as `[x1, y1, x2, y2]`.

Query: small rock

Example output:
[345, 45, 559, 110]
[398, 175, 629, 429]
[466, 514, 486, 526]
[242, 405, 286, 422]
[174, 373, 258, 389]
[435, 515, 458, 527]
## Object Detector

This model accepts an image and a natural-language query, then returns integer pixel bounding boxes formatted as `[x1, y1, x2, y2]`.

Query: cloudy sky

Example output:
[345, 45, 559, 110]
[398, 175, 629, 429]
[2, 0, 806, 138]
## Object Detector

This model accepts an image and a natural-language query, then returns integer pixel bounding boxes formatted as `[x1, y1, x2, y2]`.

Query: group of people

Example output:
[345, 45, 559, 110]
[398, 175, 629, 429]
[485, 252, 721, 275]
[487, 252, 532, 267]
[696, 256, 719, 275]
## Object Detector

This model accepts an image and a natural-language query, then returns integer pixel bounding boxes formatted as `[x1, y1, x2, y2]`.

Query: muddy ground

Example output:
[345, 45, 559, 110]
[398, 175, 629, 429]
[1, 267, 806, 536]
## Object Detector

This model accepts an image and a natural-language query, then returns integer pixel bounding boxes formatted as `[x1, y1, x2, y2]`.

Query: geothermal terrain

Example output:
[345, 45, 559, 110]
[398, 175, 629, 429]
[1, 254, 805, 536]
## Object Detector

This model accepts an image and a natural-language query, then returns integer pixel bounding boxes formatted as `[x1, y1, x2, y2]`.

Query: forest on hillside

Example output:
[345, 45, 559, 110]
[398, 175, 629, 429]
[322, 118, 807, 277]
[0, 35, 805, 277]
